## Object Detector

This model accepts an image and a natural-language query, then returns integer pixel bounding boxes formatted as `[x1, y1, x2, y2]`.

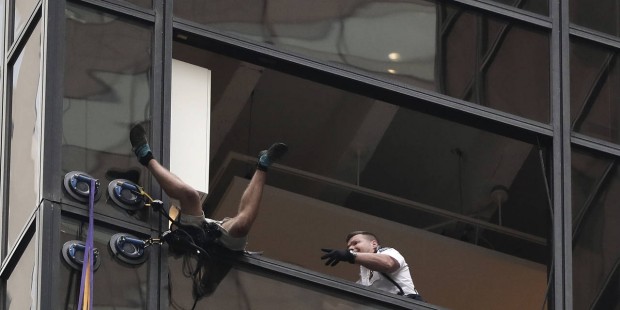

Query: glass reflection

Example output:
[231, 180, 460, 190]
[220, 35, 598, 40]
[172, 267, 397, 309]
[7, 22, 42, 252]
[570, 38, 620, 145]
[125, 0, 152, 10]
[62, 3, 153, 221]
[174, 44, 550, 309]
[491, 0, 548, 16]
[12, 0, 39, 41]
[5, 234, 36, 310]
[570, 0, 620, 37]
[173, 0, 550, 122]
[572, 148, 620, 310]
[59, 217, 148, 309]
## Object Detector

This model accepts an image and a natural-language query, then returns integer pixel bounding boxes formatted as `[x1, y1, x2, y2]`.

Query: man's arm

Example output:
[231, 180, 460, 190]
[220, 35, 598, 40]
[353, 252, 399, 273]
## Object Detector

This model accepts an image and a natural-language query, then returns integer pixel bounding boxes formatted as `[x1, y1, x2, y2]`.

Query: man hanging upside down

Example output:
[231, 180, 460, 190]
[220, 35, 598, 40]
[129, 123, 287, 300]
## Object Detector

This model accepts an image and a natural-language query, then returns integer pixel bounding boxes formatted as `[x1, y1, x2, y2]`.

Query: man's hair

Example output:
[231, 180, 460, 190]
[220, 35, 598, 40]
[346, 231, 379, 243]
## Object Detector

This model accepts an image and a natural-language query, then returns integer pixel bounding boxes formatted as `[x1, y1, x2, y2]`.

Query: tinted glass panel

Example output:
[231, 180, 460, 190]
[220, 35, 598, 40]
[12, 0, 38, 41]
[174, 44, 551, 310]
[174, 0, 550, 123]
[170, 265, 400, 309]
[5, 234, 36, 310]
[491, 0, 548, 16]
[58, 217, 149, 309]
[572, 148, 620, 310]
[62, 3, 153, 223]
[570, 0, 620, 37]
[7, 22, 42, 252]
[125, 0, 152, 10]
[570, 38, 620, 144]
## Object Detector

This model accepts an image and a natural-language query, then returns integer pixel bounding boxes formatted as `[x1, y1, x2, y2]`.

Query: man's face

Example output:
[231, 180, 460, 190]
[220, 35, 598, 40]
[347, 234, 377, 253]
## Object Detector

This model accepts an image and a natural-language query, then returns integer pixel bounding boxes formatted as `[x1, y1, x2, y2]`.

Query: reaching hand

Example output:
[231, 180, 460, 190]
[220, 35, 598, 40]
[321, 248, 356, 266]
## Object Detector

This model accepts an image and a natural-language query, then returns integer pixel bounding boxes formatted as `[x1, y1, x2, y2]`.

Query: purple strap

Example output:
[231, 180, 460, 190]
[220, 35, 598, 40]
[77, 178, 96, 309]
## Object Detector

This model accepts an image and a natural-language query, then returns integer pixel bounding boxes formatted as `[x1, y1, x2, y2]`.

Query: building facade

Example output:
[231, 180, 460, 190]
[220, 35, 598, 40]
[0, 0, 618, 309]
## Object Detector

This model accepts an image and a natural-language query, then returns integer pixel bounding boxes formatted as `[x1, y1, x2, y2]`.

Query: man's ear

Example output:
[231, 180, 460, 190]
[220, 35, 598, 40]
[371, 239, 379, 251]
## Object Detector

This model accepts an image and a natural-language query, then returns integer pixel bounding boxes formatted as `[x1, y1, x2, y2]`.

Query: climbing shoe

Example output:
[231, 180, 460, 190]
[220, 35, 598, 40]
[130, 124, 153, 166]
[257, 142, 288, 171]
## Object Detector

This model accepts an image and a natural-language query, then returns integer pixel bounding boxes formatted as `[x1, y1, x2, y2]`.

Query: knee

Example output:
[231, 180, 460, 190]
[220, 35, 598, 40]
[177, 186, 201, 206]
[227, 218, 251, 238]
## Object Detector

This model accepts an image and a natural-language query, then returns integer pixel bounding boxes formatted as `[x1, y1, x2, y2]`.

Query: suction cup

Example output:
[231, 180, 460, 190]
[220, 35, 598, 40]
[109, 233, 149, 265]
[63, 171, 101, 203]
[108, 179, 145, 211]
[61, 240, 101, 271]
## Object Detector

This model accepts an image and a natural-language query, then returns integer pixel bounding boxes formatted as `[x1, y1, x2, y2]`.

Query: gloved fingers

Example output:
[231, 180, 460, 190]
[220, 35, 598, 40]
[321, 248, 334, 253]
[325, 257, 340, 266]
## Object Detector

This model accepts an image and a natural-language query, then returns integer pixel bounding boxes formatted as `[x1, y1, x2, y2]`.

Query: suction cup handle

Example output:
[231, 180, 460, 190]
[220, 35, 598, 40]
[67, 242, 99, 265]
[70, 174, 100, 196]
[119, 181, 140, 192]
[116, 236, 146, 258]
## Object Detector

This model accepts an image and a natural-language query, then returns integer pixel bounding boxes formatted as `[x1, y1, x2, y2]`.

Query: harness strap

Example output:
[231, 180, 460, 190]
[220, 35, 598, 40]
[77, 178, 96, 310]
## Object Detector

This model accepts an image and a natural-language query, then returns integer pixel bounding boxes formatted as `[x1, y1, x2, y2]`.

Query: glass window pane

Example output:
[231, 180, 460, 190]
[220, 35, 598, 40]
[5, 233, 37, 310]
[58, 217, 148, 309]
[570, 38, 620, 144]
[62, 3, 153, 223]
[7, 22, 42, 252]
[174, 44, 551, 310]
[570, 0, 620, 37]
[173, 0, 550, 123]
[12, 0, 39, 41]
[170, 266, 400, 309]
[572, 148, 620, 310]
[125, 0, 152, 10]
[491, 0, 548, 16]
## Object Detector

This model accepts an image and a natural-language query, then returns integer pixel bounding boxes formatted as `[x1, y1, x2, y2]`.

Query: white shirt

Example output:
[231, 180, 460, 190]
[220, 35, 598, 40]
[357, 247, 418, 295]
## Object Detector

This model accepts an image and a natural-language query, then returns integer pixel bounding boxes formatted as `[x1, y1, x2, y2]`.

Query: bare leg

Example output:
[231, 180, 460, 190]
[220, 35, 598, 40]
[221, 170, 267, 238]
[147, 159, 202, 216]
[129, 123, 203, 217]
[220, 142, 287, 238]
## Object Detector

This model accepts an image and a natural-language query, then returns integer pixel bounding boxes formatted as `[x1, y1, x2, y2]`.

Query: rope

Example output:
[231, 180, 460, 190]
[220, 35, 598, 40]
[77, 178, 96, 310]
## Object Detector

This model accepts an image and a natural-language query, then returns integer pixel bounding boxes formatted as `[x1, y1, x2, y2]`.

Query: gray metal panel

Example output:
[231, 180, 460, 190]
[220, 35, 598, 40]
[550, 0, 573, 308]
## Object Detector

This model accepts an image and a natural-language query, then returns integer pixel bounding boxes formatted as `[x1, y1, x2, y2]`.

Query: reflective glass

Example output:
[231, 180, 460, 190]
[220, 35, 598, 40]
[570, 38, 620, 144]
[7, 22, 42, 252]
[125, 0, 152, 10]
[572, 148, 620, 310]
[174, 44, 551, 310]
[13, 0, 39, 41]
[491, 0, 548, 16]
[171, 266, 399, 309]
[173, 0, 550, 123]
[5, 234, 37, 310]
[58, 217, 148, 309]
[570, 0, 620, 37]
[62, 3, 153, 223]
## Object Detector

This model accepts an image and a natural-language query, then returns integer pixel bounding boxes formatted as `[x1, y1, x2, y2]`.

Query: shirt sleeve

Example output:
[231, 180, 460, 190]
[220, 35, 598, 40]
[379, 248, 405, 269]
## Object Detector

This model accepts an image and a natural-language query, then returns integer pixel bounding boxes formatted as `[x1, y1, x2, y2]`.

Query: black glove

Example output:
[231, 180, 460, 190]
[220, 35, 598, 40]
[321, 248, 356, 266]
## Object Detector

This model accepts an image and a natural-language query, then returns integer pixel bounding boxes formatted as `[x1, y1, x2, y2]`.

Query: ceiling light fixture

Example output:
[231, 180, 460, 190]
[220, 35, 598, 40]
[388, 52, 401, 61]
